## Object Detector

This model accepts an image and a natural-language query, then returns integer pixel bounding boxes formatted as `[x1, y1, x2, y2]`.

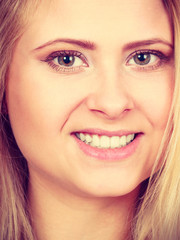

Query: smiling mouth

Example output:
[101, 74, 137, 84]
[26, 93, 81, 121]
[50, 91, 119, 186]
[75, 132, 136, 149]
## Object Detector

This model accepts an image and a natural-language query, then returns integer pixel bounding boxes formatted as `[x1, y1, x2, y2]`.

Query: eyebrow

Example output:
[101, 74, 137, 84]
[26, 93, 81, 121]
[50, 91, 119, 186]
[33, 38, 96, 51]
[123, 38, 173, 51]
[33, 37, 173, 52]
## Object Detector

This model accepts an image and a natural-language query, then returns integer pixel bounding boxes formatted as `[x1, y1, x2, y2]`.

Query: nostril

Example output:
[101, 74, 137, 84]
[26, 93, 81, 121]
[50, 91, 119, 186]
[85, 86, 134, 120]
[88, 105, 133, 120]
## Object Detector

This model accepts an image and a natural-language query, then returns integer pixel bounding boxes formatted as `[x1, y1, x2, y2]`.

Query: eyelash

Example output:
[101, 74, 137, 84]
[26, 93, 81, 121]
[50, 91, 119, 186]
[43, 50, 88, 73]
[43, 49, 170, 74]
[126, 50, 170, 71]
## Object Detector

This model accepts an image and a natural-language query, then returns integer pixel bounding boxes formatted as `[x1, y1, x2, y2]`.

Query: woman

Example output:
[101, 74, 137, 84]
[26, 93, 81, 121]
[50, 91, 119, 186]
[0, 0, 179, 239]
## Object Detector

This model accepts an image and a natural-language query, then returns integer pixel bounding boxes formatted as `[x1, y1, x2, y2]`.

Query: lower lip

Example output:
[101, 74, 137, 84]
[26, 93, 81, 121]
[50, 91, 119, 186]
[73, 134, 142, 161]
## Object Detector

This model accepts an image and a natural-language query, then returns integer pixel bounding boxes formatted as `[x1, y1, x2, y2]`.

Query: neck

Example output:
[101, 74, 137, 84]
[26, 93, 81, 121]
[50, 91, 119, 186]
[29, 176, 139, 240]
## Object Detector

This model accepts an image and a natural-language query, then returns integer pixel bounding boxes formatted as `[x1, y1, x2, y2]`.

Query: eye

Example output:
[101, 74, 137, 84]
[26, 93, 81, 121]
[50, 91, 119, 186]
[44, 50, 88, 73]
[54, 55, 82, 67]
[129, 53, 156, 65]
[126, 50, 169, 71]
[128, 52, 158, 66]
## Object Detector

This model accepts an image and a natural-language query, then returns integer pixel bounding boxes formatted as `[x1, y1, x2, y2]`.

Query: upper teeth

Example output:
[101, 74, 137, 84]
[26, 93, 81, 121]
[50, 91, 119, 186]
[76, 133, 135, 149]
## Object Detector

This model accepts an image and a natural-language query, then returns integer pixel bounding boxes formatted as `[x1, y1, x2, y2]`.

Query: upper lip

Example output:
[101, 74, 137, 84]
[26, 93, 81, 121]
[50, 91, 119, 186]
[72, 128, 141, 137]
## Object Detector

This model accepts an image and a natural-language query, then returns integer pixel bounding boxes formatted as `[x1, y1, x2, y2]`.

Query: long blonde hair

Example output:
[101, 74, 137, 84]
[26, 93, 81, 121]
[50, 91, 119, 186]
[0, 0, 179, 239]
[133, 0, 180, 239]
[0, 1, 39, 239]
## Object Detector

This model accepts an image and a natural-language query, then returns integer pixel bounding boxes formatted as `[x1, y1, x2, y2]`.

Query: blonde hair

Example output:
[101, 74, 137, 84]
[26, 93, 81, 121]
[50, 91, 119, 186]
[0, 1, 39, 239]
[0, 0, 179, 239]
[133, 0, 180, 239]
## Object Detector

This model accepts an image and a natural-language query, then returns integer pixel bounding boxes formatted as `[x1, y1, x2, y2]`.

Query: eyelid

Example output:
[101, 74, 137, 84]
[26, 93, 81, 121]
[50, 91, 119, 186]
[42, 50, 89, 74]
[126, 49, 167, 64]
[125, 49, 171, 71]
[44, 50, 88, 65]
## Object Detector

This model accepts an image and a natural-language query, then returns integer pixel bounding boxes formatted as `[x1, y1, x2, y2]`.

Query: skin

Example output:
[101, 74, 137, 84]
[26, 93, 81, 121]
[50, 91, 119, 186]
[6, 0, 173, 239]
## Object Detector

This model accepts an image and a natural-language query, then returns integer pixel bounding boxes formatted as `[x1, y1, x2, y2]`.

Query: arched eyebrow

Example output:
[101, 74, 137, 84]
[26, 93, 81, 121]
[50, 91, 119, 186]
[123, 38, 173, 51]
[33, 38, 96, 51]
[32, 37, 173, 52]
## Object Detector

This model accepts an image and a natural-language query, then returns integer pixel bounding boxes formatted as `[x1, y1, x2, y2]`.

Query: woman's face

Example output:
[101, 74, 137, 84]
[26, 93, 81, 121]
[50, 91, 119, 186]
[7, 0, 174, 197]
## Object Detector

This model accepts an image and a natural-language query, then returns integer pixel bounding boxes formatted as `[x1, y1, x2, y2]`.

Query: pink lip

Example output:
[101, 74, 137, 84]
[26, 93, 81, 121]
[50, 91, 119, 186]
[72, 130, 142, 161]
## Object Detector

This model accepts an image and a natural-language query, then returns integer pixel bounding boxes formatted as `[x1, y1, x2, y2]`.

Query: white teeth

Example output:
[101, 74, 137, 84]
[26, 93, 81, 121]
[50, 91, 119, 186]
[127, 134, 134, 143]
[126, 134, 132, 143]
[100, 136, 110, 149]
[119, 135, 126, 147]
[110, 136, 120, 149]
[80, 133, 85, 141]
[76, 133, 135, 149]
[90, 135, 100, 147]
[85, 134, 92, 143]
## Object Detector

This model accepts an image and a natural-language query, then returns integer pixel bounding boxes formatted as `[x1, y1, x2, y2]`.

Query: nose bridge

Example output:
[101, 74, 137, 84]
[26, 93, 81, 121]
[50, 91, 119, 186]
[86, 66, 134, 119]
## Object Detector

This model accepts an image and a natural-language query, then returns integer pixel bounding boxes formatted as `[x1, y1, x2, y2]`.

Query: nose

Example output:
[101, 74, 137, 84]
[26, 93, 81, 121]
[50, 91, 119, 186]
[86, 72, 134, 120]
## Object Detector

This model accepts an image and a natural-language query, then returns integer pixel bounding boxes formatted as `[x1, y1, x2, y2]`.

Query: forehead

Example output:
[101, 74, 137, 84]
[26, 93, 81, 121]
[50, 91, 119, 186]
[19, 0, 172, 50]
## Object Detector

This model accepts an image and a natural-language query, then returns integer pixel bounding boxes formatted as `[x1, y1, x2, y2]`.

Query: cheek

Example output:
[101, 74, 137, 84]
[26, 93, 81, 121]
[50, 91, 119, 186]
[6, 63, 93, 187]
[7, 61, 80, 127]
[6, 64, 85, 153]
[134, 71, 173, 129]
